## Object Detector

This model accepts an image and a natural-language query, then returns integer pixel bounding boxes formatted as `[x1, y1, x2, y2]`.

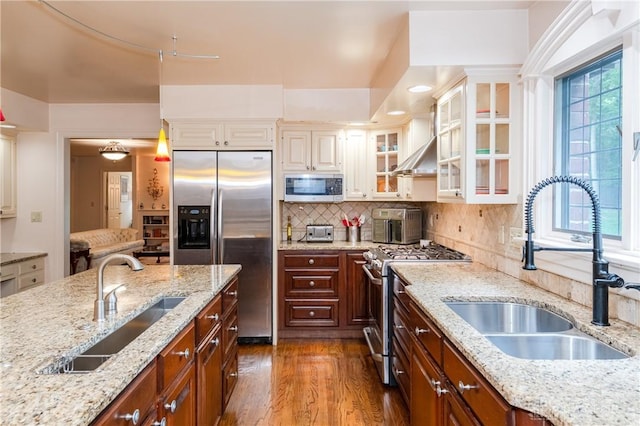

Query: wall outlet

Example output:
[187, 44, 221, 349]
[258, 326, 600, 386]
[509, 227, 523, 247]
[31, 211, 42, 222]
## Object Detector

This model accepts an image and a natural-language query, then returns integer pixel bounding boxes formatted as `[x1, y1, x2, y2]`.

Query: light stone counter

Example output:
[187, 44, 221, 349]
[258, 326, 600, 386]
[278, 240, 382, 250]
[0, 252, 47, 266]
[391, 262, 640, 426]
[0, 263, 241, 425]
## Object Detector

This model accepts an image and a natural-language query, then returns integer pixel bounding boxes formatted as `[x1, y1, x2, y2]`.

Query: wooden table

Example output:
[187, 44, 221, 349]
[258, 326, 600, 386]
[133, 249, 169, 263]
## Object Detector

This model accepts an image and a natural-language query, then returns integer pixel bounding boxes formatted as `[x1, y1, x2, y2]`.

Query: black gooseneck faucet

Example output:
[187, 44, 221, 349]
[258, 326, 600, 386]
[522, 176, 629, 326]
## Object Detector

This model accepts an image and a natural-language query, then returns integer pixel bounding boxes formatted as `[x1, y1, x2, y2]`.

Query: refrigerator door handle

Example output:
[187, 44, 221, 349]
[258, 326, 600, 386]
[217, 188, 224, 264]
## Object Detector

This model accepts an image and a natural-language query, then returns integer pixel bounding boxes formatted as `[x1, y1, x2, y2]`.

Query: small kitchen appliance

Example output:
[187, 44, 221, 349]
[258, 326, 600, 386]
[372, 208, 422, 244]
[284, 174, 343, 202]
[362, 243, 471, 385]
[306, 224, 334, 242]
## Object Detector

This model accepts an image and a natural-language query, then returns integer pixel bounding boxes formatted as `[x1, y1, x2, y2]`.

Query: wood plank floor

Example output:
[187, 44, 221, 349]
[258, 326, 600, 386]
[219, 339, 410, 426]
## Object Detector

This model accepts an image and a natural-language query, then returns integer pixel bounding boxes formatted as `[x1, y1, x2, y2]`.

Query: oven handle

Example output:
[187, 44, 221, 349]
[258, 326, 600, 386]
[361, 264, 382, 286]
[362, 327, 384, 362]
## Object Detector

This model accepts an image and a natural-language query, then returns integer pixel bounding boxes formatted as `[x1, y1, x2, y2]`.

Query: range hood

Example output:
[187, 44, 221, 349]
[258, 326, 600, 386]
[391, 135, 437, 177]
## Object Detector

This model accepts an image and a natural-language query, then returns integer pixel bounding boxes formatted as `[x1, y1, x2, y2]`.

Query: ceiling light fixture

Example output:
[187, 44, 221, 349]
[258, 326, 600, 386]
[0, 107, 5, 121]
[155, 51, 171, 162]
[408, 85, 433, 93]
[99, 141, 129, 161]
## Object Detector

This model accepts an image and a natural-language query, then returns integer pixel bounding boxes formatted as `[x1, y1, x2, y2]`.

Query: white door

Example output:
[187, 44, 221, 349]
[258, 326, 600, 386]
[106, 172, 133, 229]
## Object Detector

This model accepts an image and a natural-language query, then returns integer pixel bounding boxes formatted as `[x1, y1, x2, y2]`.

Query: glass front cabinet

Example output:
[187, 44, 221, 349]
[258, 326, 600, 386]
[370, 128, 402, 199]
[436, 69, 520, 204]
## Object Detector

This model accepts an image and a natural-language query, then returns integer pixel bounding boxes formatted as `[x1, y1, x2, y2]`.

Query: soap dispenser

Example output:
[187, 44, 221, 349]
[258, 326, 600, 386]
[286, 215, 292, 242]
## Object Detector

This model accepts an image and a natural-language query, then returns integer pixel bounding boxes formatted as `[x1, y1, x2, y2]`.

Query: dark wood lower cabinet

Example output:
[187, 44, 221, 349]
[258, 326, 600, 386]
[161, 365, 196, 426]
[197, 327, 223, 426]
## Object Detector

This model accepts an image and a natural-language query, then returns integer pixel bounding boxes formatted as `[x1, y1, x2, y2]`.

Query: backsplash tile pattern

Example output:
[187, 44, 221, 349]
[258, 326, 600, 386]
[425, 202, 640, 327]
[281, 201, 422, 243]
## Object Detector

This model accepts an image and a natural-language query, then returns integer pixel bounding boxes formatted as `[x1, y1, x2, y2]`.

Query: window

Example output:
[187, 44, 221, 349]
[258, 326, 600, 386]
[553, 49, 623, 239]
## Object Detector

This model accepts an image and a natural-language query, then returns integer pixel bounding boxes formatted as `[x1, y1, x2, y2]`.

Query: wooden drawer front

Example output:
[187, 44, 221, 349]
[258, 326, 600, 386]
[393, 298, 412, 357]
[0, 264, 17, 280]
[443, 340, 511, 426]
[222, 309, 238, 360]
[411, 341, 443, 426]
[222, 347, 239, 409]
[392, 337, 410, 405]
[195, 295, 222, 347]
[161, 365, 196, 426]
[392, 273, 411, 310]
[284, 270, 338, 297]
[159, 322, 195, 391]
[285, 300, 339, 327]
[18, 257, 44, 274]
[410, 302, 443, 366]
[18, 270, 44, 290]
[222, 278, 238, 314]
[283, 253, 339, 268]
[91, 361, 158, 426]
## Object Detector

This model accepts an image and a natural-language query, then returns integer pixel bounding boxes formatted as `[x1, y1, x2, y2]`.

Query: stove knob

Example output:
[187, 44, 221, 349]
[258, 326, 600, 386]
[372, 259, 382, 269]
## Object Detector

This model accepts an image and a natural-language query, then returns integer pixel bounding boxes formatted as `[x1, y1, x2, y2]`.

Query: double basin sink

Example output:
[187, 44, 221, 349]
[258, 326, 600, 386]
[445, 301, 629, 360]
[41, 296, 186, 374]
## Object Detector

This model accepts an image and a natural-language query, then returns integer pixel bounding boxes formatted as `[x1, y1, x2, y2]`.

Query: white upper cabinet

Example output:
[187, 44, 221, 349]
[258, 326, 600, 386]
[436, 69, 520, 204]
[280, 129, 343, 173]
[0, 135, 17, 218]
[343, 129, 369, 200]
[170, 120, 274, 150]
[370, 128, 403, 200]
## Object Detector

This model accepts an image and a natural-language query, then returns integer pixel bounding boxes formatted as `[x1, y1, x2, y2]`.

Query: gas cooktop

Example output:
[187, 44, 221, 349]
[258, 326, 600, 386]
[375, 243, 471, 261]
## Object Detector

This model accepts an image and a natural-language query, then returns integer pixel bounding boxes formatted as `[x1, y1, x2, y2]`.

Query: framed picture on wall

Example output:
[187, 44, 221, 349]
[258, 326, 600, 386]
[120, 176, 129, 202]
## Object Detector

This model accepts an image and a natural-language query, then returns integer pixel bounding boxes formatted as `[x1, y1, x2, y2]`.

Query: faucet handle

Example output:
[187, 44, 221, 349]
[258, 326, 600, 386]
[104, 285, 125, 314]
[624, 283, 640, 292]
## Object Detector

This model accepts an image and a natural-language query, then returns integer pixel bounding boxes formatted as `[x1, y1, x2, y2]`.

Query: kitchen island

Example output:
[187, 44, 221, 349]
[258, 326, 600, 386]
[391, 262, 640, 426]
[0, 263, 241, 425]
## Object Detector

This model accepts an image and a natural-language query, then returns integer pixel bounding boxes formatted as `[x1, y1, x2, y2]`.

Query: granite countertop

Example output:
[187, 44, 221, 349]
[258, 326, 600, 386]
[278, 240, 381, 250]
[0, 252, 48, 267]
[391, 262, 640, 426]
[0, 263, 241, 425]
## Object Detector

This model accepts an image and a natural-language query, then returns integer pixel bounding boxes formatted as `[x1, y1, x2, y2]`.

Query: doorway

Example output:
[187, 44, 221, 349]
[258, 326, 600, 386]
[106, 171, 133, 228]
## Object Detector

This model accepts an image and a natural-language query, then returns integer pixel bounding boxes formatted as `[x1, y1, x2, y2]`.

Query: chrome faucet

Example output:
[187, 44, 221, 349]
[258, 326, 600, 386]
[94, 254, 144, 322]
[522, 176, 627, 326]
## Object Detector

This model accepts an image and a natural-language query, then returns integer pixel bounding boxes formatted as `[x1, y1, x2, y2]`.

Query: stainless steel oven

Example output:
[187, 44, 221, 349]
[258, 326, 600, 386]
[362, 243, 471, 385]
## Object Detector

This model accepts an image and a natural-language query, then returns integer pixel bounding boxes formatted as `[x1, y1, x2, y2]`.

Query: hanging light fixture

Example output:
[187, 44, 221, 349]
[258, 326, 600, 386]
[99, 141, 129, 161]
[0, 107, 5, 121]
[154, 50, 171, 162]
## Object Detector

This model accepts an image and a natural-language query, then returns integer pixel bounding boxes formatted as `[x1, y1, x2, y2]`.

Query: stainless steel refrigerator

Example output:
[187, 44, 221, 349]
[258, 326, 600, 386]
[173, 150, 272, 342]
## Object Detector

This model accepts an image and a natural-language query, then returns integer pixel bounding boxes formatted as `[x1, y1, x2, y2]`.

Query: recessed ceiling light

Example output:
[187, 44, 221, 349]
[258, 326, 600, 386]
[408, 85, 433, 93]
[349, 122, 367, 126]
[387, 110, 406, 116]
[0, 123, 17, 129]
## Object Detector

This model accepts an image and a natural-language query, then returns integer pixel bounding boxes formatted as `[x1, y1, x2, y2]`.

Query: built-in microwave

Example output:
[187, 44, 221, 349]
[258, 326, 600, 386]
[284, 174, 344, 202]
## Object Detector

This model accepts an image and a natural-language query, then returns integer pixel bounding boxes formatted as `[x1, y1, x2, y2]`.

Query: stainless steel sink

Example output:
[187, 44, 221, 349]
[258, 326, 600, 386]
[446, 302, 573, 333]
[485, 334, 629, 360]
[41, 296, 185, 374]
[445, 301, 629, 360]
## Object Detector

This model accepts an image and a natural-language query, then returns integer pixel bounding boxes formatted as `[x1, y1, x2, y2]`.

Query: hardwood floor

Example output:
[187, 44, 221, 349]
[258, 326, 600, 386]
[220, 339, 410, 426]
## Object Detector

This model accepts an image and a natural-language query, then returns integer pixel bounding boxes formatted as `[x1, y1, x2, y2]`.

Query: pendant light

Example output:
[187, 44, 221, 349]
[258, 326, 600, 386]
[155, 50, 171, 162]
[99, 141, 129, 161]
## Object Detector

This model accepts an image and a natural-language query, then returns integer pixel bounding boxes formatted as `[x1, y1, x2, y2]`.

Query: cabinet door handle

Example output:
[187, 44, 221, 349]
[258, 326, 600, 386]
[206, 313, 219, 321]
[229, 371, 238, 378]
[31, 278, 37, 283]
[227, 290, 237, 297]
[458, 380, 480, 393]
[428, 377, 441, 392]
[31, 264, 37, 269]
[215, 140, 220, 146]
[164, 399, 177, 413]
[309, 281, 315, 287]
[436, 385, 449, 397]
[308, 259, 315, 265]
[414, 326, 429, 335]
[173, 348, 190, 359]
[119, 408, 140, 424]
[224, 141, 229, 146]
[229, 325, 238, 332]
[152, 418, 167, 426]
[210, 337, 220, 346]
[393, 367, 405, 375]
[394, 324, 404, 330]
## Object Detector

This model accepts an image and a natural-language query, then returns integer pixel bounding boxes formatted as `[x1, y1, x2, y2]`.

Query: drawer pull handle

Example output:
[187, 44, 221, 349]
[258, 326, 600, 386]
[174, 348, 190, 359]
[394, 368, 405, 375]
[31, 264, 37, 269]
[394, 324, 404, 330]
[309, 281, 315, 287]
[436, 385, 449, 397]
[414, 327, 429, 335]
[458, 380, 479, 393]
[308, 259, 315, 265]
[164, 400, 177, 414]
[152, 418, 167, 426]
[31, 278, 37, 283]
[120, 408, 140, 424]
[206, 313, 219, 321]
[227, 290, 237, 297]
[428, 377, 441, 392]
[229, 325, 238, 332]
[210, 337, 220, 346]
[309, 311, 315, 317]
[229, 371, 238, 378]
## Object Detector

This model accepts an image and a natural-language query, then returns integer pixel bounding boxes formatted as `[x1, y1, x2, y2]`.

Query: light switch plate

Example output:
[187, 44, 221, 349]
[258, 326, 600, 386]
[30, 211, 42, 222]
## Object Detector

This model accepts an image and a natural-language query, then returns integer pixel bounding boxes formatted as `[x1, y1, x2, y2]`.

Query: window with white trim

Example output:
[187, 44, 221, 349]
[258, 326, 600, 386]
[553, 48, 623, 240]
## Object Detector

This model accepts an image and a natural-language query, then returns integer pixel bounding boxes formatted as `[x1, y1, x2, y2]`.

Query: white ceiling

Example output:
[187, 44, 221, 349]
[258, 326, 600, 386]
[1, 0, 533, 125]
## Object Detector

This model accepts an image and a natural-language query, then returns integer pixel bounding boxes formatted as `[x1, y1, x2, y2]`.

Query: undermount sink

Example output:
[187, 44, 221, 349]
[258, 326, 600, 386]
[446, 301, 573, 333]
[40, 296, 185, 374]
[485, 333, 629, 360]
[445, 301, 630, 360]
